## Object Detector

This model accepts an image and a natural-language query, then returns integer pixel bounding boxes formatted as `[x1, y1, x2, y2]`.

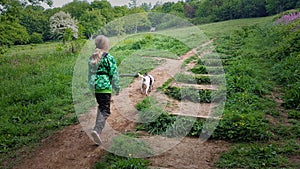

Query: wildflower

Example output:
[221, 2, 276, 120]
[275, 12, 300, 25]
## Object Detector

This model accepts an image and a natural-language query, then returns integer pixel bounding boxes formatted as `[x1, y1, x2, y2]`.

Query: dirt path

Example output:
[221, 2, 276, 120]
[13, 40, 230, 169]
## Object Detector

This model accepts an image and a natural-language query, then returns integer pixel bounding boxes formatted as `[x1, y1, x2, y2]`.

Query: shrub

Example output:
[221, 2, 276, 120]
[0, 21, 29, 46]
[30, 33, 44, 44]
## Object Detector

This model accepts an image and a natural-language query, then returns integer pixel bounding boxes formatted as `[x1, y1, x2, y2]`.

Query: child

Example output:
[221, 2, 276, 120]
[88, 35, 120, 145]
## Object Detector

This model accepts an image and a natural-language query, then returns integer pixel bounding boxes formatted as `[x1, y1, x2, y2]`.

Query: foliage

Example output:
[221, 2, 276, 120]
[190, 65, 207, 74]
[265, 0, 300, 15]
[0, 43, 78, 163]
[275, 11, 300, 25]
[94, 153, 150, 169]
[212, 110, 271, 142]
[1, 0, 297, 45]
[109, 134, 153, 158]
[266, 20, 300, 109]
[164, 86, 212, 103]
[79, 9, 106, 39]
[288, 110, 300, 119]
[216, 142, 300, 168]
[174, 73, 211, 84]
[138, 109, 176, 135]
[19, 5, 50, 38]
[60, 0, 90, 20]
[49, 11, 78, 41]
[0, 21, 29, 46]
[208, 13, 300, 143]
[136, 96, 205, 138]
[29, 32, 44, 44]
[271, 124, 300, 140]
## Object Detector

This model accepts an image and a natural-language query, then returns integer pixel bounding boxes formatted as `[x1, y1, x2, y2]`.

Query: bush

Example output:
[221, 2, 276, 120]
[29, 33, 44, 44]
[0, 21, 29, 46]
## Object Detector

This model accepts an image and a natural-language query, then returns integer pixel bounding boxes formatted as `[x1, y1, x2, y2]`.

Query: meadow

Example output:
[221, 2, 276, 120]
[1, 14, 299, 168]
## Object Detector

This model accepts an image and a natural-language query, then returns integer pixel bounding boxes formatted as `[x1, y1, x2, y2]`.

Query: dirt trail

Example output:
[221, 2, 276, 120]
[13, 40, 230, 169]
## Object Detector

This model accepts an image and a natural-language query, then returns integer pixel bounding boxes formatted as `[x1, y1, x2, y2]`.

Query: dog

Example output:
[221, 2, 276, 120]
[138, 73, 154, 96]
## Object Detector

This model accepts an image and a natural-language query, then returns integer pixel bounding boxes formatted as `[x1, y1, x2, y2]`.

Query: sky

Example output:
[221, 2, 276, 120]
[49, 0, 181, 8]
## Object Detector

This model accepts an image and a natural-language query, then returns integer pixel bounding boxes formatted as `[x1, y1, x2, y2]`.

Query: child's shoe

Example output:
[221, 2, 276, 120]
[91, 130, 102, 145]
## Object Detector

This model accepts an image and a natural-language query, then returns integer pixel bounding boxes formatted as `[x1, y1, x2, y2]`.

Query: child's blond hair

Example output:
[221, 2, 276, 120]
[90, 35, 110, 64]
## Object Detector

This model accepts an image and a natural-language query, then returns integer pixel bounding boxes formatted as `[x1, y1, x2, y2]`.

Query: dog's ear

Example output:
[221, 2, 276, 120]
[138, 73, 143, 78]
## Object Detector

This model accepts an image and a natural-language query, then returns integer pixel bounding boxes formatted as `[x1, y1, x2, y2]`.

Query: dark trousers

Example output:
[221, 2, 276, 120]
[94, 93, 111, 133]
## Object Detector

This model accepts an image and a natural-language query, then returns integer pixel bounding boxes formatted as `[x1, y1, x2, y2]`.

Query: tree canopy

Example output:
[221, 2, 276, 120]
[1, 0, 299, 46]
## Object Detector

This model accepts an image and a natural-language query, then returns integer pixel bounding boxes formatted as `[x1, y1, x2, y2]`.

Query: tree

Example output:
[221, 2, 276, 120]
[170, 2, 185, 17]
[90, 0, 112, 10]
[19, 5, 50, 38]
[123, 13, 151, 34]
[140, 3, 152, 11]
[129, 0, 137, 8]
[266, 0, 299, 15]
[0, 0, 23, 22]
[0, 0, 52, 21]
[79, 9, 106, 38]
[103, 18, 125, 36]
[161, 2, 174, 13]
[0, 21, 29, 46]
[29, 32, 43, 44]
[49, 11, 78, 41]
[184, 4, 196, 18]
[61, 0, 90, 19]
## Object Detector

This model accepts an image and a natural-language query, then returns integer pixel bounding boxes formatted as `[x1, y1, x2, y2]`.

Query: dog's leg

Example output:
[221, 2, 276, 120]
[141, 84, 143, 94]
[141, 84, 144, 94]
[145, 85, 149, 96]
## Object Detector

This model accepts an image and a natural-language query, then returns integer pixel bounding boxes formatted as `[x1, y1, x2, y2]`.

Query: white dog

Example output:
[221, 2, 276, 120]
[138, 73, 154, 96]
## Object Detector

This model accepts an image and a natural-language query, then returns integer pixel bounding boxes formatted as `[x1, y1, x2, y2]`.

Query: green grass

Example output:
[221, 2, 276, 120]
[94, 153, 150, 169]
[133, 15, 299, 168]
[216, 140, 299, 169]
[1, 14, 299, 169]
[198, 16, 275, 38]
[0, 42, 82, 167]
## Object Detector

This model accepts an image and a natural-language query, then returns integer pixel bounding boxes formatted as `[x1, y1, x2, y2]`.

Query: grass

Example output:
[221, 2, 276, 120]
[94, 153, 150, 169]
[0, 42, 81, 167]
[216, 140, 299, 169]
[198, 16, 275, 38]
[1, 14, 299, 169]
[134, 15, 299, 168]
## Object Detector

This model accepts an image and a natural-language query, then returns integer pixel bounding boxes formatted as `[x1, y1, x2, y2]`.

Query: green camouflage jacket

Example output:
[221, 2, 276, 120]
[88, 53, 120, 94]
